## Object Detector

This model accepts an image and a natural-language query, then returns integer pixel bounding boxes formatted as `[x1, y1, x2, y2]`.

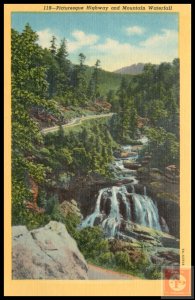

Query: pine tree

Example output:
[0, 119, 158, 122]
[87, 59, 101, 101]
[72, 53, 88, 106]
[11, 24, 53, 216]
[56, 38, 70, 95]
[44, 36, 59, 98]
[50, 36, 57, 56]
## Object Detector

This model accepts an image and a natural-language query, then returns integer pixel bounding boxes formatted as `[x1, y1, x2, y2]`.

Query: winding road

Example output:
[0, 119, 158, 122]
[41, 112, 114, 134]
[87, 264, 139, 280]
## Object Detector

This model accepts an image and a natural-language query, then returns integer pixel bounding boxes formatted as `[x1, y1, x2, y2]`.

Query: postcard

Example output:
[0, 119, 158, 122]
[4, 3, 191, 297]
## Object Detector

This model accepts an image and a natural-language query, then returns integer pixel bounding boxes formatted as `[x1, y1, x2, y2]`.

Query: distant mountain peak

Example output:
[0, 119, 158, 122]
[114, 63, 145, 75]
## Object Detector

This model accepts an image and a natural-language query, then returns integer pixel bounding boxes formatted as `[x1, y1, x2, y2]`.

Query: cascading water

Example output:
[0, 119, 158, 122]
[81, 141, 169, 237]
[131, 193, 161, 230]
[81, 188, 106, 228]
[81, 185, 162, 236]
[102, 189, 120, 237]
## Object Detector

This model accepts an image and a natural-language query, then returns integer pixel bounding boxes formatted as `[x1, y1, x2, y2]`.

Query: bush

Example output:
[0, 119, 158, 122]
[98, 252, 115, 266]
[37, 190, 47, 208]
[76, 227, 109, 262]
[45, 195, 59, 214]
[63, 212, 81, 239]
[114, 251, 134, 270]
[144, 265, 161, 279]
[135, 250, 150, 271]
[12, 179, 51, 230]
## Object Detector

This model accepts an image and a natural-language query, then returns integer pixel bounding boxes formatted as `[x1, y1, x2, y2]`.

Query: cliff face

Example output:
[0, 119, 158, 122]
[12, 221, 88, 279]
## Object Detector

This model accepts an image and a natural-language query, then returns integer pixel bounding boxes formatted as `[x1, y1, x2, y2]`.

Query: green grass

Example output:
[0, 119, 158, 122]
[85, 66, 133, 95]
[61, 114, 113, 134]
[62, 108, 98, 120]
[87, 258, 146, 279]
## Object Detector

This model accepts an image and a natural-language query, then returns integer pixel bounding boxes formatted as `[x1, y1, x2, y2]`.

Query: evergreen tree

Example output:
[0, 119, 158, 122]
[50, 36, 57, 56]
[11, 24, 54, 218]
[72, 53, 88, 106]
[87, 59, 101, 101]
[56, 38, 70, 95]
[112, 78, 137, 143]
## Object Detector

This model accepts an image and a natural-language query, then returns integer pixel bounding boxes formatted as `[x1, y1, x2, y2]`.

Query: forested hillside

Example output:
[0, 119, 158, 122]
[11, 24, 180, 279]
[109, 59, 179, 169]
[11, 24, 119, 227]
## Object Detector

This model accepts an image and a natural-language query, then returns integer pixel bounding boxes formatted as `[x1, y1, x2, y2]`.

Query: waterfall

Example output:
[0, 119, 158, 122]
[118, 186, 131, 219]
[131, 184, 135, 193]
[102, 187, 121, 237]
[81, 141, 168, 237]
[131, 194, 161, 231]
[81, 185, 162, 237]
[81, 188, 106, 228]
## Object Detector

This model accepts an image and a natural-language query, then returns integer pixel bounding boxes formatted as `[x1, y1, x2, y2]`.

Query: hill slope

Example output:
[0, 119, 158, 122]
[114, 63, 145, 75]
[85, 66, 133, 95]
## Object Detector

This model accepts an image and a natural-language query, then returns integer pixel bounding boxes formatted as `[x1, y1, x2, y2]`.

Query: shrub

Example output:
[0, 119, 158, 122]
[63, 212, 81, 239]
[76, 226, 109, 261]
[45, 194, 59, 214]
[114, 251, 134, 270]
[98, 252, 115, 266]
[12, 179, 50, 230]
[37, 190, 47, 208]
[144, 265, 161, 279]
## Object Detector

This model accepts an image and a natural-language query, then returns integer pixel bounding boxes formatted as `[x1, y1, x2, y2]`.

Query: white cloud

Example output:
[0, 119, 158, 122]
[87, 29, 178, 71]
[37, 27, 178, 72]
[37, 28, 60, 49]
[93, 38, 132, 53]
[140, 29, 177, 47]
[68, 30, 99, 52]
[125, 26, 145, 35]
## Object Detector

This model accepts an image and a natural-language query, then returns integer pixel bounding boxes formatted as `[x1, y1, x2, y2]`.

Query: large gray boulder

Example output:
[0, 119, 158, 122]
[12, 221, 88, 279]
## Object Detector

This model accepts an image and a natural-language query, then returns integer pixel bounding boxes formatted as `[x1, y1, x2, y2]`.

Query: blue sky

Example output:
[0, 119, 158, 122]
[12, 13, 178, 71]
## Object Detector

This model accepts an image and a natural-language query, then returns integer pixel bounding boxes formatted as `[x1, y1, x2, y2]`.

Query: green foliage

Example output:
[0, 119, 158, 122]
[43, 121, 115, 179]
[63, 213, 81, 239]
[143, 127, 179, 169]
[109, 78, 138, 143]
[75, 226, 156, 279]
[12, 179, 50, 230]
[37, 190, 47, 208]
[85, 67, 132, 96]
[110, 59, 179, 153]
[130, 60, 179, 135]
[46, 197, 81, 238]
[12, 25, 54, 225]
[98, 252, 115, 266]
[87, 60, 101, 101]
[144, 265, 161, 279]
[11, 24, 178, 281]
[114, 251, 134, 270]
[76, 227, 109, 261]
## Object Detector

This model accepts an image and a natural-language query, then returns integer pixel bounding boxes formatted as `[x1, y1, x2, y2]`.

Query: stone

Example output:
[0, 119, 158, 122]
[123, 161, 142, 170]
[152, 248, 180, 266]
[159, 236, 180, 248]
[120, 151, 130, 158]
[151, 168, 163, 174]
[121, 220, 179, 249]
[12, 221, 88, 279]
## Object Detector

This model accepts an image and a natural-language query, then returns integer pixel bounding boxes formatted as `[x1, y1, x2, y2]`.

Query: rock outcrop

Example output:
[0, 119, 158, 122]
[123, 161, 142, 170]
[165, 165, 179, 183]
[12, 221, 88, 279]
[111, 221, 180, 269]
